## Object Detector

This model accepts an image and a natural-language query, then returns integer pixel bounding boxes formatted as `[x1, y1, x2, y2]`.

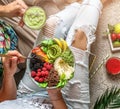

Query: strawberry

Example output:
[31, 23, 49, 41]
[111, 33, 117, 42]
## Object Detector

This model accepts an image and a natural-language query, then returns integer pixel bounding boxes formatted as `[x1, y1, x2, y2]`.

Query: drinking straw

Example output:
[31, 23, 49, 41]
[90, 54, 110, 79]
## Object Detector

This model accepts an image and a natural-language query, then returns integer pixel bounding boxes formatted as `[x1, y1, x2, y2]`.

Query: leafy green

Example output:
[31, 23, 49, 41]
[57, 73, 67, 88]
[94, 87, 120, 109]
[61, 48, 74, 66]
[38, 82, 48, 88]
[108, 24, 114, 33]
[41, 39, 55, 46]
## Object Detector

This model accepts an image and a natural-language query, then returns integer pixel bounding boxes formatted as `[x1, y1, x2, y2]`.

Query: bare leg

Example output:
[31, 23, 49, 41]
[70, 0, 113, 51]
[101, 0, 113, 6]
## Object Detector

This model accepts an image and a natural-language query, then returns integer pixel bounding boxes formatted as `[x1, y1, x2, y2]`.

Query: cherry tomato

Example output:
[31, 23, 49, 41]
[111, 33, 117, 41]
[117, 33, 120, 40]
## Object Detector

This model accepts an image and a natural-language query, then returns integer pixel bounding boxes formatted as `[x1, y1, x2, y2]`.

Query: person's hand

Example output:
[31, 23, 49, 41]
[3, 0, 27, 18]
[47, 88, 62, 101]
[3, 0, 28, 26]
[2, 50, 25, 77]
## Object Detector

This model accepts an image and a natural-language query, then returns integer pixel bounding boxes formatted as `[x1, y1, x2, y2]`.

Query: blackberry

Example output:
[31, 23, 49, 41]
[30, 58, 37, 64]
[30, 62, 34, 69]
[34, 63, 41, 70]
[31, 53, 36, 58]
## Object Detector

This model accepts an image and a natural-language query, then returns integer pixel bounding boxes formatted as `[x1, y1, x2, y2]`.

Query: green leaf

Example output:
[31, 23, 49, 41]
[38, 82, 48, 88]
[108, 24, 114, 33]
[93, 87, 120, 109]
[60, 73, 66, 80]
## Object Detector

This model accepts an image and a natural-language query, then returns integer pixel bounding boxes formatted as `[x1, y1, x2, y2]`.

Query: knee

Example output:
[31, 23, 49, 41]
[43, 16, 59, 37]
[72, 29, 87, 50]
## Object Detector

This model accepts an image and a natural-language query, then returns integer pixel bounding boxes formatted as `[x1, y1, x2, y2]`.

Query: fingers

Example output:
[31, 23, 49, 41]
[2, 55, 18, 76]
[6, 50, 25, 64]
[16, 0, 28, 9]
[18, 18, 24, 27]
[11, 57, 18, 70]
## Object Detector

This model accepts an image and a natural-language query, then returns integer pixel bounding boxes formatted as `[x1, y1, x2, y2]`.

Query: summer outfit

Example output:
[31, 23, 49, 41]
[0, 0, 103, 109]
[0, 20, 18, 75]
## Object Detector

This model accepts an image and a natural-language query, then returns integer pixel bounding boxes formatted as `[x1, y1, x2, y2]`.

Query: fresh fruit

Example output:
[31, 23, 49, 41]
[113, 41, 120, 47]
[23, 6, 46, 30]
[60, 38, 68, 52]
[34, 76, 39, 82]
[113, 23, 120, 34]
[106, 57, 120, 75]
[111, 33, 117, 42]
[53, 38, 62, 48]
[117, 33, 120, 40]
[31, 71, 36, 77]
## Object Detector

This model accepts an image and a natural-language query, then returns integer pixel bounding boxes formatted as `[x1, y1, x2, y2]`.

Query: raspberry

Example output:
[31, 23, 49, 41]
[31, 71, 36, 77]
[37, 69, 41, 72]
[44, 62, 48, 67]
[45, 71, 49, 76]
[39, 78, 44, 83]
[37, 71, 42, 77]
[46, 65, 52, 70]
[42, 67, 47, 71]
[34, 76, 39, 82]
[41, 71, 46, 76]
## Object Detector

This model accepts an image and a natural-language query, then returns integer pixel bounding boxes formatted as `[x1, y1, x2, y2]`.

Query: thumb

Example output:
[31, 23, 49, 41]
[11, 57, 18, 69]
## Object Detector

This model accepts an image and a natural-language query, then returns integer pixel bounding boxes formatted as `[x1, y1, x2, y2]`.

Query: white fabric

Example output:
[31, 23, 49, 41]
[0, 0, 103, 109]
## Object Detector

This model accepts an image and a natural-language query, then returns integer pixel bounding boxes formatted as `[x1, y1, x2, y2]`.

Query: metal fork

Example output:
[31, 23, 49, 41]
[0, 54, 45, 60]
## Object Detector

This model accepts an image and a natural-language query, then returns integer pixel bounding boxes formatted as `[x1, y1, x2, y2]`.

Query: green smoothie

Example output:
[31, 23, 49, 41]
[23, 6, 46, 30]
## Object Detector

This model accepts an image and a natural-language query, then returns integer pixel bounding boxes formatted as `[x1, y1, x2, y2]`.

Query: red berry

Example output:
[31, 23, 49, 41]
[37, 71, 42, 77]
[111, 33, 117, 41]
[37, 69, 41, 72]
[45, 71, 49, 76]
[49, 64, 53, 67]
[117, 33, 120, 40]
[34, 76, 39, 82]
[39, 78, 44, 82]
[44, 62, 49, 67]
[41, 71, 46, 76]
[42, 67, 47, 71]
[46, 65, 52, 70]
[31, 71, 36, 77]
